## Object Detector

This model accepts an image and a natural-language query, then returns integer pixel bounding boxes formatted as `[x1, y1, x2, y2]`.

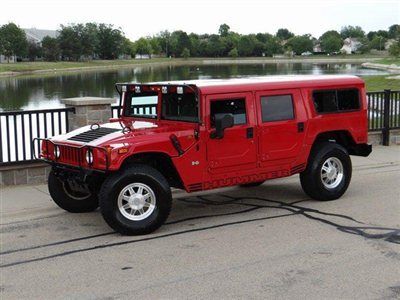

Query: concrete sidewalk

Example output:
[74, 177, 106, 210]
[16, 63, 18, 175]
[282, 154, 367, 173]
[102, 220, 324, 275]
[1, 145, 399, 299]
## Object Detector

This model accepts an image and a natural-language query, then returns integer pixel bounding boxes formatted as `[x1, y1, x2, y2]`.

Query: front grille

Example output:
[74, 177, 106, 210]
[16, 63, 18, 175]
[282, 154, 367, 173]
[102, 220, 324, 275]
[59, 146, 82, 164]
[68, 127, 120, 143]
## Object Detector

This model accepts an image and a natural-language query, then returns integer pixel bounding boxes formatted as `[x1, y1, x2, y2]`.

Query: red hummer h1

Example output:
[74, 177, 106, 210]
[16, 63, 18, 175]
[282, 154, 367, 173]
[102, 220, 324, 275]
[38, 75, 372, 235]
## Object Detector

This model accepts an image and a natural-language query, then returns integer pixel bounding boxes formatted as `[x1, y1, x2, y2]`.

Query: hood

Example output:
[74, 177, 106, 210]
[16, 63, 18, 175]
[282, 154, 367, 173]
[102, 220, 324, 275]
[50, 119, 197, 148]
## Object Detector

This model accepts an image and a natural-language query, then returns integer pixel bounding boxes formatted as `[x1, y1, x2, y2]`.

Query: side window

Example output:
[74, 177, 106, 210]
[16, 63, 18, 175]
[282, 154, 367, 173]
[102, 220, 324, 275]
[261, 95, 294, 122]
[210, 98, 247, 127]
[313, 89, 360, 113]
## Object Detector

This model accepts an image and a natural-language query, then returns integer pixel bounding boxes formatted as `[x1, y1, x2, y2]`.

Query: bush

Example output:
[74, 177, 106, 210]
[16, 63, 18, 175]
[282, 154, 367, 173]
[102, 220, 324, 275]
[181, 48, 190, 59]
[389, 41, 400, 57]
[228, 48, 238, 58]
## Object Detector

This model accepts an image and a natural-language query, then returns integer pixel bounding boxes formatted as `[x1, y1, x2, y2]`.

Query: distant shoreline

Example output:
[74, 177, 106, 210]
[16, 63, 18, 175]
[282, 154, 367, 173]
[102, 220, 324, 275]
[0, 57, 383, 78]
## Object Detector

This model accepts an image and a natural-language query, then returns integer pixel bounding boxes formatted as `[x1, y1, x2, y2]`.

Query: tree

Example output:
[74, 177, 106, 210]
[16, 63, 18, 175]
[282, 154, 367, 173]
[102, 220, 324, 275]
[286, 35, 313, 55]
[276, 28, 294, 40]
[170, 30, 191, 57]
[369, 35, 387, 50]
[27, 41, 42, 61]
[181, 47, 190, 59]
[42, 36, 60, 61]
[389, 41, 400, 57]
[218, 24, 230, 37]
[228, 47, 238, 58]
[320, 30, 343, 53]
[340, 26, 365, 39]
[96, 23, 125, 59]
[80, 23, 99, 59]
[134, 38, 152, 56]
[0, 22, 28, 61]
[388, 24, 400, 39]
[238, 35, 256, 56]
[57, 25, 82, 60]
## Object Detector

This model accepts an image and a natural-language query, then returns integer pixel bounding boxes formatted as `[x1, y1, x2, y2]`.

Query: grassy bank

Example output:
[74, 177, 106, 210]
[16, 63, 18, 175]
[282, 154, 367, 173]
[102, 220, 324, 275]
[362, 75, 400, 91]
[0, 58, 176, 73]
[375, 58, 400, 66]
[0, 55, 383, 75]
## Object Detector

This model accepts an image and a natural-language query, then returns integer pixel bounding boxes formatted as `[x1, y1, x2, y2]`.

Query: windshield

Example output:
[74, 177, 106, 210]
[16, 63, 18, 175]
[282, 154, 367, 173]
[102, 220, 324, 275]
[161, 93, 198, 122]
[124, 92, 158, 119]
[124, 90, 198, 122]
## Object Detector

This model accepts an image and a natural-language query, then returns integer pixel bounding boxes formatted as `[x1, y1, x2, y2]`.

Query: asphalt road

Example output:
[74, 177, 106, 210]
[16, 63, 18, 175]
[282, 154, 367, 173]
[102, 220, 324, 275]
[1, 146, 399, 299]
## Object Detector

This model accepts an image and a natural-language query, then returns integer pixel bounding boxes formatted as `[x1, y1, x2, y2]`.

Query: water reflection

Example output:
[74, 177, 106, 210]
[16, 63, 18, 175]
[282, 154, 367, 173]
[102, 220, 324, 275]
[0, 63, 388, 110]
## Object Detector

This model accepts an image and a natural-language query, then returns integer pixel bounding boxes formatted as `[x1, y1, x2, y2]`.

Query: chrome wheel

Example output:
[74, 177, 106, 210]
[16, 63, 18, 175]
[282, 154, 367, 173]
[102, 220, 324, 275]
[117, 183, 156, 221]
[320, 157, 344, 189]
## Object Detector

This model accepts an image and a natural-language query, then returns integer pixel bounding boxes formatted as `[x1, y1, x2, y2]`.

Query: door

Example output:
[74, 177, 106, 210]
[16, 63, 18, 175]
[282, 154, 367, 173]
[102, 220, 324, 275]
[256, 89, 306, 167]
[206, 92, 257, 174]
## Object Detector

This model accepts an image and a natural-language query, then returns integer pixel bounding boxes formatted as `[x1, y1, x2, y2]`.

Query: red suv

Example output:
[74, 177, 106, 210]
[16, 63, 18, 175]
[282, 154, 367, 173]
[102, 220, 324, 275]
[38, 76, 372, 235]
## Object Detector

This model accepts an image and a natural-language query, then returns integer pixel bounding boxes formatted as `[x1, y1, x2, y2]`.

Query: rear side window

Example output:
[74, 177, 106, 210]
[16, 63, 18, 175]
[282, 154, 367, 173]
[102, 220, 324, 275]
[313, 89, 360, 113]
[210, 98, 247, 127]
[261, 95, 294, 122]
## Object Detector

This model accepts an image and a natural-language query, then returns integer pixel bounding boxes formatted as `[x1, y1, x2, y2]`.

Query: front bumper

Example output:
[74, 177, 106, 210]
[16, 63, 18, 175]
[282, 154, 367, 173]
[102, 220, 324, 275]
[33, 138, 110, 172]
[351, 143, 372, 157]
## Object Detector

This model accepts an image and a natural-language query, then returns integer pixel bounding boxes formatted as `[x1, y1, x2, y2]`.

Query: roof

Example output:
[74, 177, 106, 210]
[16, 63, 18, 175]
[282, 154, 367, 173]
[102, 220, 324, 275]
[23, 28, 58, 43]
[119, 75, 364, 94]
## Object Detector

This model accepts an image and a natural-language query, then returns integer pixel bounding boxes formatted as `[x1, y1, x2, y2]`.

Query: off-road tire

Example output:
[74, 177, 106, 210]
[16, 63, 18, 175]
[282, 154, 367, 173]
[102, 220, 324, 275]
[99, 164, 172, 235]
[48, 170, 99, 213]
[240, 181, 265, 187]
[300, 142, 352, 201]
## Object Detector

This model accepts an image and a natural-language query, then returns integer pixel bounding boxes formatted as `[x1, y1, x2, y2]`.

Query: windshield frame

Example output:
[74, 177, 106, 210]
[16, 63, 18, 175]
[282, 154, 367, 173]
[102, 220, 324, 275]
[119, 84, 201, 123]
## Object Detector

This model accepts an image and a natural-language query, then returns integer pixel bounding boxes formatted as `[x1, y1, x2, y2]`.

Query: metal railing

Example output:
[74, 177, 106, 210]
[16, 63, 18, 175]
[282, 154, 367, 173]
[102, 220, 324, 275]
[367, 89, 400, 145]
[0, 107, 75, 166]
[0, 90, 399, 166]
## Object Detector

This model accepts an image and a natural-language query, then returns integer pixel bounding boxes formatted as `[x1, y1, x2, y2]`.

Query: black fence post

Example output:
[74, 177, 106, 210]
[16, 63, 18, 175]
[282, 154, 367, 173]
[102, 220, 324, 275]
[382, 89, 391, 146]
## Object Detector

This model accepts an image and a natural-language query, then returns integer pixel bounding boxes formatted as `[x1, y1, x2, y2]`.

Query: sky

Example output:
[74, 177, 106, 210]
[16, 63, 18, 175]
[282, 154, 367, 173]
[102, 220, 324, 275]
[1, 0, 399, 40]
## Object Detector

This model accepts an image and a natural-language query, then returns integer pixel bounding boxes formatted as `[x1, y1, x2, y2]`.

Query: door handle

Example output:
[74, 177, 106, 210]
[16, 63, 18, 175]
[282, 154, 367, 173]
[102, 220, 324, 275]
[297, 122, 305, 133]
[246, 127, 254, 138]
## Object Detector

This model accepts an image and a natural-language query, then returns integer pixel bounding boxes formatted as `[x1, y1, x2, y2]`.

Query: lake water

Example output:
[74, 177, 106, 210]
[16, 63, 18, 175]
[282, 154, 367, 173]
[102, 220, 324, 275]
[0, 62, 389, 111]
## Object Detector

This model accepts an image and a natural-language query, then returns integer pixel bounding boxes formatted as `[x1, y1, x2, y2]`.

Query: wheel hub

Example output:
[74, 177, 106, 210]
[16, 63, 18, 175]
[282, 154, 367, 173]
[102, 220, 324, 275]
[129, 195, 145, 210]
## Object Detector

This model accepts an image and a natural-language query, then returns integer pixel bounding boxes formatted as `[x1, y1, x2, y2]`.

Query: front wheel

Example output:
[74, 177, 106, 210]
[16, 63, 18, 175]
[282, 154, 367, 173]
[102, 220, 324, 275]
[99, 165, 172, 235]
[300, 142, 352, 201]
[48, 170, 99, 212]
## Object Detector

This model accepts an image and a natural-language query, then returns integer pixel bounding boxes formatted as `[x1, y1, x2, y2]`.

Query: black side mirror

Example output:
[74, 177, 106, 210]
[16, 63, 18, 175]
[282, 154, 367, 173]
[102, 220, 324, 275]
[210, 113, 234, 139]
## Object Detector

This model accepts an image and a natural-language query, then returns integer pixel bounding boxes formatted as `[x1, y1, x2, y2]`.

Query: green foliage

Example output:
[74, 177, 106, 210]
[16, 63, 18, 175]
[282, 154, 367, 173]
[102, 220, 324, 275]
[369, 35, 387, 50]
[388, 41, 400, 57]
[228, 48, 238, 58]
[170, 31, 191, 57]
[286, 35, 313, 55]
[320, 30, 343, 53]
[276, 28, 294, 40]
[340, 25, 365, 39]
[27, 41, 42, 61]
[388, 24, 400, 39]
[181, 47, 190, 59]
[218, 24, 230, 37]
[0, 23, 28, 59]
[42, 36, 60, 61]
[96, 24, 125, 59]
[134, 38, 152, 56]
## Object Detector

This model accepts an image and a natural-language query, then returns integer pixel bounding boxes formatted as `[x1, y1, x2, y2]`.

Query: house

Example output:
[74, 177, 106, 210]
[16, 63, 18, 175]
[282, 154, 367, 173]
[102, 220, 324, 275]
[340, 38, 361, 54]
[23, 28, 58, 46]
[385, 39, 397, 50]
[0, 55, 17, 63]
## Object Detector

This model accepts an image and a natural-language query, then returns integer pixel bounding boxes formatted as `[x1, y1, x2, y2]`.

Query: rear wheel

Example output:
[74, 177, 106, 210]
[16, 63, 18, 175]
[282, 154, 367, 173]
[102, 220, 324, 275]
[99, 165, 172, 235]
[48, 170, 99, 212]
[300, 142, 352, 201]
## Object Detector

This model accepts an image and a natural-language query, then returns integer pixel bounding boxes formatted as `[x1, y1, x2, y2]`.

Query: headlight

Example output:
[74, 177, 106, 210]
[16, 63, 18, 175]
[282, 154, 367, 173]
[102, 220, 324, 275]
[54, 146, 61, 159]
[85, 149, 94, 165]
